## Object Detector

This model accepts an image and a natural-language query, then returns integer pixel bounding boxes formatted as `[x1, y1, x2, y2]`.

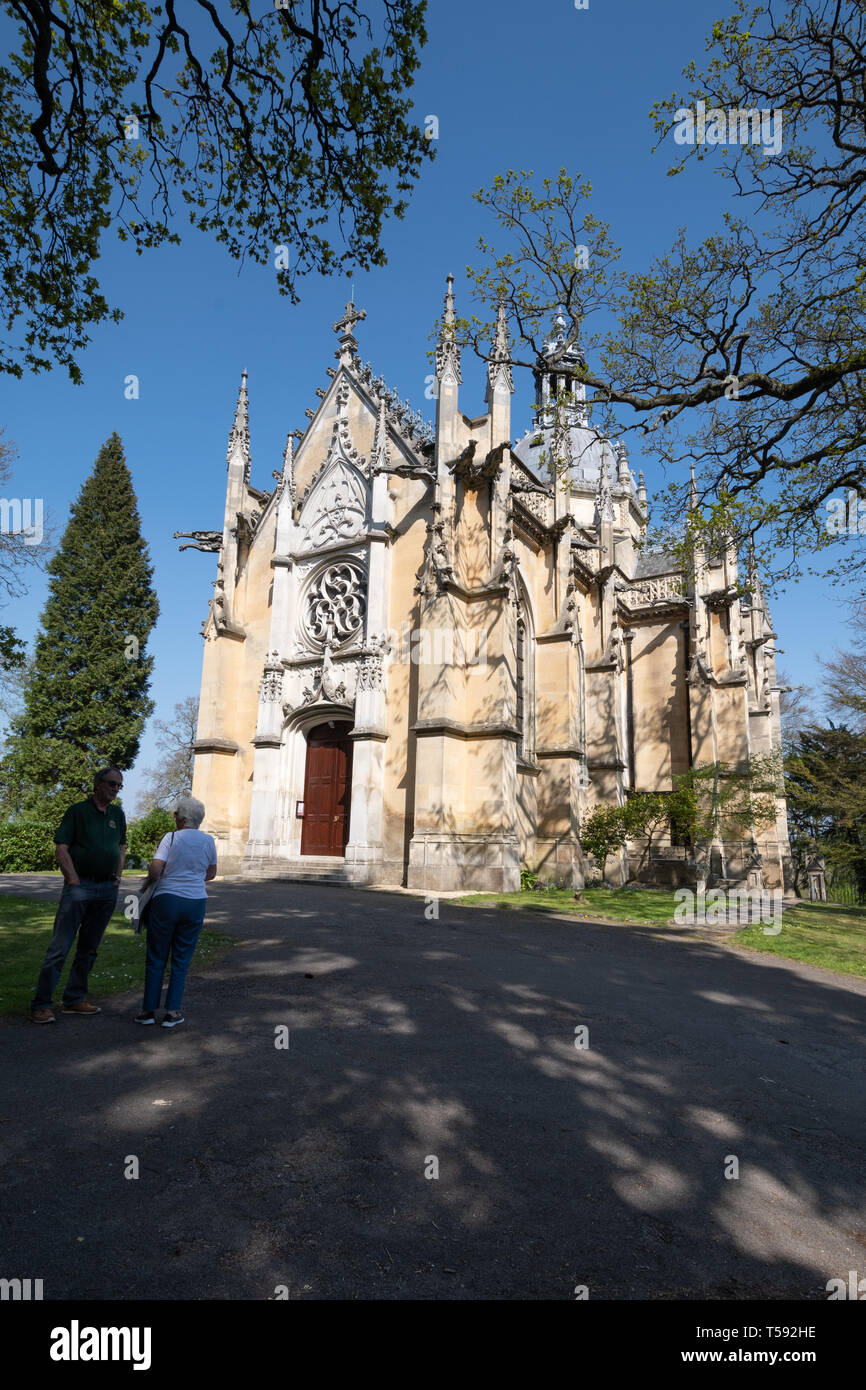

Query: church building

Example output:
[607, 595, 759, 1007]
[179, 281, 792, 892]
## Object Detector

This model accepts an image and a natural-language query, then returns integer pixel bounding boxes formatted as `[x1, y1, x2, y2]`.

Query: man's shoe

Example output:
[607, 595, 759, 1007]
[162, 1011, 184, 1028]
[30, 1008, 56, 1024]
[134, 1011, 155, 1025]
[61, 1001, 101, 1015]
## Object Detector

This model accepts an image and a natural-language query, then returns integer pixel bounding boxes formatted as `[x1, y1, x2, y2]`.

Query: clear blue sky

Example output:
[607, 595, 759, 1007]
[1, 0, 853, 811]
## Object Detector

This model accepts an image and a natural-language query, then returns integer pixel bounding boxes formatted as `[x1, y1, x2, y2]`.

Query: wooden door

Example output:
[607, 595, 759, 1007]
[300, 724, 353, 856]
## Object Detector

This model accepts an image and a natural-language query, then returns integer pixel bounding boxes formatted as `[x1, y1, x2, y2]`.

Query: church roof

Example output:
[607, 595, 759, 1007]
[634, 548, 680, 578]
[512, 422, 625, 492]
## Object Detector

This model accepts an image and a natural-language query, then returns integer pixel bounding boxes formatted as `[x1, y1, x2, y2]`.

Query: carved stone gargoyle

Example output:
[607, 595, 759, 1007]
[174, 530, 222, 553]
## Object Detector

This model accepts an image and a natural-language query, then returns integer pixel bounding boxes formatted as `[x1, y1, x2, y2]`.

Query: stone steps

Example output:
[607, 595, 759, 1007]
[238, 857, 351, 885]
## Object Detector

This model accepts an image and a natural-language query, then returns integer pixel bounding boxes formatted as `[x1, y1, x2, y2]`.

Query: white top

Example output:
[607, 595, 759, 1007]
[152, 829, 217, 900]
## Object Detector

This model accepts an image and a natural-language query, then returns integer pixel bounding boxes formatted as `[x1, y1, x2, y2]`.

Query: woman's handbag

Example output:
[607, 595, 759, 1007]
[134, 831, 175, 934]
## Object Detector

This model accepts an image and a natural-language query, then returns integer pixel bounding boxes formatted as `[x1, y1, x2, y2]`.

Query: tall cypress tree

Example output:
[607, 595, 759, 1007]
[1, 434, 158, 821]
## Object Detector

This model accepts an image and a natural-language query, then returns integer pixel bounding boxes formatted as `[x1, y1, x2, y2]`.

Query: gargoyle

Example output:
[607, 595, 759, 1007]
[174, 530, 222, 553]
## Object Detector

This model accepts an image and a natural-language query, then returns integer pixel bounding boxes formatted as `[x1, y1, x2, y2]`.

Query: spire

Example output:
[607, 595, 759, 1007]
[637, 469, 647, 506]
[487, 296, 514, 396]
[227, 369, 251, 480]
[595, 448, 615, 525]
[435, 272, 462, 385]
[280, 432, 295, 503]
[333, 299, 366, 368]
[372, 396, 390, 472]
[533, 304, 587, 431]
[543, 304, 586, 372]
[615, 439, 630, 485]
[689, 462, 698, 509]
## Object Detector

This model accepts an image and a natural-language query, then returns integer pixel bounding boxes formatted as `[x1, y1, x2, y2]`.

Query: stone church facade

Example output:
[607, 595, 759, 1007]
[181, 282, 792, 892]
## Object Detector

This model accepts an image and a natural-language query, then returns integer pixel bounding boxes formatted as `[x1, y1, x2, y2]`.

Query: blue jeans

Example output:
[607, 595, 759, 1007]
[143, 893, 207, 1012]
[31, 879, 118, 1009]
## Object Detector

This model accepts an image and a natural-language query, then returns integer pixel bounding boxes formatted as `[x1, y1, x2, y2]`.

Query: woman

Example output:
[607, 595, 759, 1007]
[135, 796, 217, 1028]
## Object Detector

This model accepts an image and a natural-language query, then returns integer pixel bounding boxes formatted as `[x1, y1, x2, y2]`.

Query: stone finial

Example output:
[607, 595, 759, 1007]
[435, 272, 462, 385]
[279, 432, 296, 503]
[333, 299, 366, 366]
[371, 397, 390, 473]
[487, 296, 514, 394]
[689, 461, 698, 509]
[227, 369, 251, 479]
[615, 438, 630, 484]
[595, 449, 615, 525]
[637, 469, 647, 506]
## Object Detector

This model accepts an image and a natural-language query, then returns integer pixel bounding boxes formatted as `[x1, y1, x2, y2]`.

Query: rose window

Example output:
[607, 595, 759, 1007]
[304, 562, 367, 648]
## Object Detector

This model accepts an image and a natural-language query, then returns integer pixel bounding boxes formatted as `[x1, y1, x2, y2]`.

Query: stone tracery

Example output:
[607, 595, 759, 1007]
[303, 561, 367, 649]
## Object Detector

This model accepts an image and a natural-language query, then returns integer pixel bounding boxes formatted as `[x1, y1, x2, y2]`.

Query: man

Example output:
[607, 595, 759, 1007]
[30, 767, 127, 1023]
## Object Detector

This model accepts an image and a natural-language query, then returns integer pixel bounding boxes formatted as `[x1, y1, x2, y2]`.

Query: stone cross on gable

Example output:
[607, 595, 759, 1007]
[333, 300, 367, 365]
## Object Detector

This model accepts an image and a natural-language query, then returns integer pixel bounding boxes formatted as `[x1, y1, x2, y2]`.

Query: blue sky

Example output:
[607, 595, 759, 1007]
[0, 0, 855, 810]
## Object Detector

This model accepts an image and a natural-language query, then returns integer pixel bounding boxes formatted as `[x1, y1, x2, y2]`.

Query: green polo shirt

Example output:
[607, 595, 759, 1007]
[54, 798, 127, 881]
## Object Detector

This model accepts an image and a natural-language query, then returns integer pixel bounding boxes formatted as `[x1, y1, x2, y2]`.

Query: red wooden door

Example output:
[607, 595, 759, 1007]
[300, 725, 353, 856]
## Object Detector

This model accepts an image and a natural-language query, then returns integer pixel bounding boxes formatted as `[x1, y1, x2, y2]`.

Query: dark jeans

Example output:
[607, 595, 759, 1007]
[31, 879, 118, 1009]
[143, 893, 207, 1013]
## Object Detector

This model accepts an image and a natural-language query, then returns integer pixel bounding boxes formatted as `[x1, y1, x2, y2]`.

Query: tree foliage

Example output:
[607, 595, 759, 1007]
[460, 1, 866, 587]
[125, 806, 175, 868]
[0, 818, 55, 870]
[785, 724, 866, 896]
[0, 0, 433, 381]
[580, 759, 780, 885]
[0, 433, 158, 819]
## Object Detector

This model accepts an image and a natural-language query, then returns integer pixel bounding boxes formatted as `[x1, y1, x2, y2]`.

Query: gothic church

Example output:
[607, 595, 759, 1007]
[180, 281, 792, 892]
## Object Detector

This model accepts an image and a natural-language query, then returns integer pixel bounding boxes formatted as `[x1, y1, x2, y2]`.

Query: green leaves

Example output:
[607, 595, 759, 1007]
[0, 434, 158, 819]
[0, 0, 433, 380]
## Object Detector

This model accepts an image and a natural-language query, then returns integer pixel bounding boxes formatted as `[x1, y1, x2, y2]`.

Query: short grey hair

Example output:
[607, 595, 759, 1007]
[94, 765, 123, 791]
[175, 796, 205, 828]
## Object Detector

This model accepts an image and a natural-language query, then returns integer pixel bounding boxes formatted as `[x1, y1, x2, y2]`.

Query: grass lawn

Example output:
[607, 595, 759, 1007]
[732, 900, 866, 979]
[0, 895, 236, 1018]
[456, 886, 866, 979]
[453, 885, 680, 924]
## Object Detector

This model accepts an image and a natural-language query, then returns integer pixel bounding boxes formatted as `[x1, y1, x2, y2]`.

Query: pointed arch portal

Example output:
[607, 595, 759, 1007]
[300, 721, 354, 856]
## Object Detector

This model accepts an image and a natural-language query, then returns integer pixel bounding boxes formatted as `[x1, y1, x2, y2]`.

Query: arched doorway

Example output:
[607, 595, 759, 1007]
[300, 721, 353, 856]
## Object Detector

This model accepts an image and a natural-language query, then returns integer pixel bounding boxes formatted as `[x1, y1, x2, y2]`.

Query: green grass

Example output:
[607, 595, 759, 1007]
[732, 900, 866, 978]
[456, 886, 866, 979]
[453, 885, 681, 924]
[0, 895, 236, 1018]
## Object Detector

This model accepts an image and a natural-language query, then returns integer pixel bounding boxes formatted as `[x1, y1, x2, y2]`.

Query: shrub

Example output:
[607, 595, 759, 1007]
[520, 866, 539, 890]
[125, 808, 175, 868]
[0, 820, 57, 872]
